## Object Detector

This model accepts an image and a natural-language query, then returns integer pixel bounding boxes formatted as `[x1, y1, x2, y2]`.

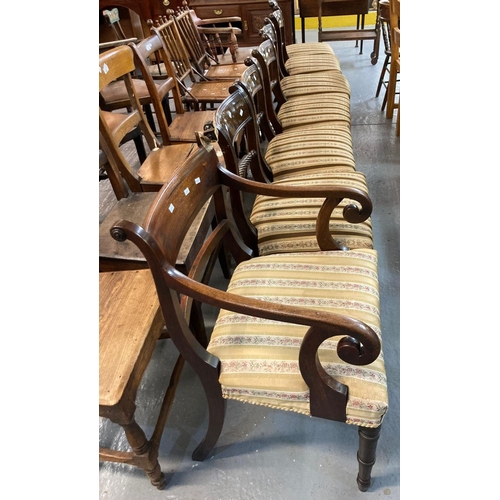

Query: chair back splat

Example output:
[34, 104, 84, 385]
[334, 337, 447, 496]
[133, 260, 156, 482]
[111, 142, 387, 491]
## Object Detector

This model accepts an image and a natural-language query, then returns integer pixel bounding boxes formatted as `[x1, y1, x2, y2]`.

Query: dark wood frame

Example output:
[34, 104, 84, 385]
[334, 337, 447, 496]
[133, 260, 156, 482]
[110, 143, 383, 490]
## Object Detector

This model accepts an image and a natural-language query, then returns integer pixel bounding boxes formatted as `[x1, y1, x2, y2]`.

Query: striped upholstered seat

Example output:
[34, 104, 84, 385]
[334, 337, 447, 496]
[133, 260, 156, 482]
[286, 41, 335, 57]
[249, 171, 373, 255]
[264, 146, 356, 180]
[265, 138, 356, 180]
[207, 249, 388, 428]
[284, 54, 342, 76]
[280, 72, 351, 100]
[277, 96, 352, 130]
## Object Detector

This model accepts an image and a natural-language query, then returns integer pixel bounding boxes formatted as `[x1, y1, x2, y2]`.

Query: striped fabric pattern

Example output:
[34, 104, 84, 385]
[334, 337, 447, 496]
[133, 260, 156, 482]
[286, 42, 335, 56]
[280, 73, 351, 99]
[250, 171, 373, 255]
[285, 56, 342, 75]
[207, 250, 388, 428]
[277, 97, 352, 129]
[265, 148, 356, 179]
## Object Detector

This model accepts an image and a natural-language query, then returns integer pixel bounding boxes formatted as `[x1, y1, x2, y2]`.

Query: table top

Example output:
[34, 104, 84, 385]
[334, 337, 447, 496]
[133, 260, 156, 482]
[99, 269, 164, 408]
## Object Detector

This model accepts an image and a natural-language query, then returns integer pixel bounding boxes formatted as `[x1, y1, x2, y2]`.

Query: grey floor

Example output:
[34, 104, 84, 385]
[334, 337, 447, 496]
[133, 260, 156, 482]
[99, 32, 400, 500]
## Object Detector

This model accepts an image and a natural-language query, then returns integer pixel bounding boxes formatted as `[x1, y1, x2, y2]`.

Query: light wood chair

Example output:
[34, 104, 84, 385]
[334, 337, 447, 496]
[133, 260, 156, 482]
[187, 2, 255, 64]
[385, 0, 400, 136]
[169, 5, 247, 81]
[110, 143, 388, 492]
[98, 110, 214, 273]
[129, 33, 216, 144]
[147, 16, 233, 111]
[100, 8, 171, 130]
[99, 44, 198, 193]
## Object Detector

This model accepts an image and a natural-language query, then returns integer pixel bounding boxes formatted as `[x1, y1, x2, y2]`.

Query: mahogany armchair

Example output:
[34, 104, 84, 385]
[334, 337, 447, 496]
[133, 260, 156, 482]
[110, 143, 388, 492]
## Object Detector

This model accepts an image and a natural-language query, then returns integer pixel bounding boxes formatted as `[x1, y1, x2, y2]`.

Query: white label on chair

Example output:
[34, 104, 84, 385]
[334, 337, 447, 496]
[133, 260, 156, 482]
[169, 203, 175, 213]
[101, 63, 109, 74]
[146, 43, 152, 50]
[195, 177, 201, 184]
[240, 109, 244, 116]
[184, 187, 190, 196]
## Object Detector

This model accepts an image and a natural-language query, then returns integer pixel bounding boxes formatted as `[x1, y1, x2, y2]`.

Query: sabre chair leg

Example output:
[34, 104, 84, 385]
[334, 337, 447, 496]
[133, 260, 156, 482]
[191, 374, 226, 462]
[356, 425, 382, 492]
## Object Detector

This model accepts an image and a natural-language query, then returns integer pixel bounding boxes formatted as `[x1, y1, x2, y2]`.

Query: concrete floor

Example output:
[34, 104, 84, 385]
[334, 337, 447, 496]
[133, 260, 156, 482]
[99, 32, 400, 500]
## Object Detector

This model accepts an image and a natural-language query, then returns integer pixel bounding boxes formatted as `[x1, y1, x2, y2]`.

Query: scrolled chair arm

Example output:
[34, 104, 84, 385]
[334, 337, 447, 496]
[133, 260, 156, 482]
[218, 162, 372, 250]
[112, 218, 380, 423]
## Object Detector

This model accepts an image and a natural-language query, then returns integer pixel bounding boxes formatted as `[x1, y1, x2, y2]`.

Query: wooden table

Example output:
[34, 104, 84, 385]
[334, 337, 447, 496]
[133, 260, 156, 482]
[298, 0, 381, 64]
[99, 269, 185, 489]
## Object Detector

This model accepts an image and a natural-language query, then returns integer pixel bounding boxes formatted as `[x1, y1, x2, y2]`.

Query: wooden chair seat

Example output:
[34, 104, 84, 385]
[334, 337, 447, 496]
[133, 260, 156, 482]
[100, 79, 152, 110]
[214, 46, 255, 65]
[99, 269, 164, 411]
[133, 142, 197, 188]
[249, 172, 373, 255]
[166, 110, 216, 143]
[204, 63, 248, 81]
[99, 193, 214, 272]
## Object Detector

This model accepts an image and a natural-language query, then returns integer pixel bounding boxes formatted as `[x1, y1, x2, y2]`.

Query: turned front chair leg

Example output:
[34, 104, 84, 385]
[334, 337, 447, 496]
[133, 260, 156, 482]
[356, 425, 382, 492]
[122, 419, 166, 490]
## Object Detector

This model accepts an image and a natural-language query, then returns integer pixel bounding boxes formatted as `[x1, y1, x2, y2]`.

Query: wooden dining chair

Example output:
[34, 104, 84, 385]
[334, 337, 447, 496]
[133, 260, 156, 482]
[129, 33, 216, 144]
[110, 143, 388, 492]
[99, 44, 198, 193]
[258, 21, 351, 102]
[99, 117, 215, 273]
[147, 16, 232, 111]
[248, 39, 352, 133]
[268, 0, 335, 68]
[265, 4, 343, 79]
[187, 2, 255, 64]
[233, 62, 356, 177]
[214, 84, 373, 256]
[168, 5, 247, 81]
[385, 0, 400, 135]
[100, 9, 171, 131]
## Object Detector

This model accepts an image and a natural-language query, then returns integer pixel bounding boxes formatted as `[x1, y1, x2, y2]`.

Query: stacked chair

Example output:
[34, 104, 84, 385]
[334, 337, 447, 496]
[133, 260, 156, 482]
[101, 0, 388, 492]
